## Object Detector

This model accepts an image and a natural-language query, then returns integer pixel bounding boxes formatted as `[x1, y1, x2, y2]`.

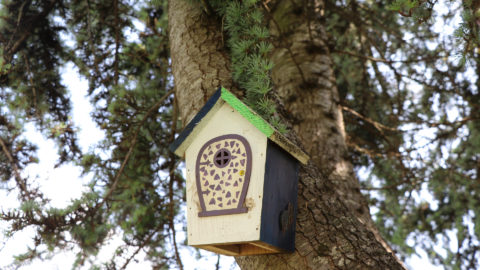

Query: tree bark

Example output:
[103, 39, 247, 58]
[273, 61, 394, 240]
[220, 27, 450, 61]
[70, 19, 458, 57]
[168, 0, 406, 269]
[168, 0, 234, 126]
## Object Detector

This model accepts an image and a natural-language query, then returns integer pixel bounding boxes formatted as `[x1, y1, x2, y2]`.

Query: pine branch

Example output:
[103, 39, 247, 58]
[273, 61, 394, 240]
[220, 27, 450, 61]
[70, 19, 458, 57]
[4, 0, 58, 63]
[0, 137, 31, 200]
[93, 88, 174, 213]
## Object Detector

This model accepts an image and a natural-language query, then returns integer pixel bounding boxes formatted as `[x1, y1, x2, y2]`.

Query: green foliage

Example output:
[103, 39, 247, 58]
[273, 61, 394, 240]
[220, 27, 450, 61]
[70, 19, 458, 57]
[207, 0, 284, 131]
[387, 0, 420, 11]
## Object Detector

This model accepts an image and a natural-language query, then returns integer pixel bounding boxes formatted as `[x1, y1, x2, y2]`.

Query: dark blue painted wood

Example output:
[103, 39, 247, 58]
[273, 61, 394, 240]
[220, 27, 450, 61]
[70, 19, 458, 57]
[169, 87, 222, 154]
[260, 140, 299, 252]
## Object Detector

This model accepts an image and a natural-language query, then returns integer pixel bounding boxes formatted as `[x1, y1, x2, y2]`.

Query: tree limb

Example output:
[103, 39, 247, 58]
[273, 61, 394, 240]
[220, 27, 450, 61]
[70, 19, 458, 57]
[94, 88, 174, 213]
[0, 137, 31, 200]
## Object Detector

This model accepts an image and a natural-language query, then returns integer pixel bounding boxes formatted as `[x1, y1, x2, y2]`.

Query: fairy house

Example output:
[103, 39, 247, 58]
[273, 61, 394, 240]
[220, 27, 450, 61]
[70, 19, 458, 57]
[170, 87, 309, 255]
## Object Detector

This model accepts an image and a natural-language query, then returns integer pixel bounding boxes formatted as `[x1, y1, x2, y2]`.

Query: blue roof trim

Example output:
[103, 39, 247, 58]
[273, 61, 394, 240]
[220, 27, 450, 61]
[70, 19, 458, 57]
[169, 87, 222, 154]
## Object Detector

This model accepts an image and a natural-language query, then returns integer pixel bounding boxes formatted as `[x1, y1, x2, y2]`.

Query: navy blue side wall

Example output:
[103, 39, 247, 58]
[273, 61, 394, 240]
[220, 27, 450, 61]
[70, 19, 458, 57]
[260, 140, 299, 252]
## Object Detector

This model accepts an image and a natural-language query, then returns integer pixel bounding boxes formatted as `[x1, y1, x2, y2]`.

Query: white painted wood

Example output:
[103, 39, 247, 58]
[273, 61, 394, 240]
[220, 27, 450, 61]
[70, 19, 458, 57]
[174, 99, 225, 157]
[185, 102, 268, 246]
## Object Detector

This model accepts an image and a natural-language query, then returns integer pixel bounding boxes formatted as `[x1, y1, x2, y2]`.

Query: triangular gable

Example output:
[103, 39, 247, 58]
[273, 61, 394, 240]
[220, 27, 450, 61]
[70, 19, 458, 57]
[170, 87, 309, 164]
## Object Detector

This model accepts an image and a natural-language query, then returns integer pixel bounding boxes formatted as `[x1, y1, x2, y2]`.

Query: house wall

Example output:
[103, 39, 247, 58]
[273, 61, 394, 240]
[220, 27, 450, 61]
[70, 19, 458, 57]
[260, 140, 299, 252]
[185, 102, 268, 245]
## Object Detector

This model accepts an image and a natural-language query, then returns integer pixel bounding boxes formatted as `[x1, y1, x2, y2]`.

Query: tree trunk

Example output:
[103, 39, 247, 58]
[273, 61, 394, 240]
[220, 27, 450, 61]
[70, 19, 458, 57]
[168, 0, 234, 126]
[168, 0, 406, 269]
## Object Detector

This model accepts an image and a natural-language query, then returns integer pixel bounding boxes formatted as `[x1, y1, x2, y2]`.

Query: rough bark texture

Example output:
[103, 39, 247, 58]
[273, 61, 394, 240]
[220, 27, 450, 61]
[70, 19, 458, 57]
[168, 0, 234, 126]
[267, 0, 395, 249]
[268, 0, 367, 219]
[168, 0, 406, 269]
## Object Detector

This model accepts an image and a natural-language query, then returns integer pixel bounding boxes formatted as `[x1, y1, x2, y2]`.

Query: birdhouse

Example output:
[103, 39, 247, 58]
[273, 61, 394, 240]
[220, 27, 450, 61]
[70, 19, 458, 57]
[170, 87, 308, 256]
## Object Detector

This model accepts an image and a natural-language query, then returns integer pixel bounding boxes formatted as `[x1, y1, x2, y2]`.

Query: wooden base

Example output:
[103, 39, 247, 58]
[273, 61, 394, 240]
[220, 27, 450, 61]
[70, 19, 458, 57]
[194, 241, 283, 256]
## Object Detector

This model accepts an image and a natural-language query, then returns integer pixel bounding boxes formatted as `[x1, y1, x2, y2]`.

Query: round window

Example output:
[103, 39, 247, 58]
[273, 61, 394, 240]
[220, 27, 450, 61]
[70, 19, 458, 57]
[214, 148, 231, 168]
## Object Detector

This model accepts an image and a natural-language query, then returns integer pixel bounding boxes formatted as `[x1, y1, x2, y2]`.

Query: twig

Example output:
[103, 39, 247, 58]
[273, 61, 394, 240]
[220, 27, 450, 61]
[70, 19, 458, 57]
[0, 137, 30, 199]
[168, 94, 183, 270]
[16, 0, 28, 26]
[397, 9, 413, 17]
[341, 105, 398, 133]
[334, 49, 390, 63]
[24, 57, 39, 119]
[333, 49, 443, 64]
[94, 88, 174, 213]
[119, 225, 159, 270]
[114, 0, 120, 85]
[346, 140, 383, 159]
[215, 254, 220, 270]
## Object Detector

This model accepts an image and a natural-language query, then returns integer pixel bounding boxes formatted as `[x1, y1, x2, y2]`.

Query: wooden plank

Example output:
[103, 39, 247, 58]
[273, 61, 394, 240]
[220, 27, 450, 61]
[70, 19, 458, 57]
[238, 243, 276, 255]
[186, 103, 268, 246]
[195, 241, 283, 256]
[270, 132, 309, 165]
[248, 241, 280, 252]
[196, 244, 240, 256]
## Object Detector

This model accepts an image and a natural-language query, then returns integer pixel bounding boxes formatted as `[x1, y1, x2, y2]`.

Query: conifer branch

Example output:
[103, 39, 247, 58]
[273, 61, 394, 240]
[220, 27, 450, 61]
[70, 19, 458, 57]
[4, 0, 58, 62]
[24, 57, 39, 119]
[94, 88, 174, 213]
[0, 137, 31, 200]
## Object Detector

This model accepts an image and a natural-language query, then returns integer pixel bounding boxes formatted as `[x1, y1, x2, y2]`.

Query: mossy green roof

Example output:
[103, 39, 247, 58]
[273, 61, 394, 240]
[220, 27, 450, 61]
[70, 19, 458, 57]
[219, 87, 274, 137]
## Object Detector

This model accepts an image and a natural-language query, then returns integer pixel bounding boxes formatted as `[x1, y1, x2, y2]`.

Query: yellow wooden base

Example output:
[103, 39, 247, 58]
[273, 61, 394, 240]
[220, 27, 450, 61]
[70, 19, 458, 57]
[194, 241, 282, 256]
